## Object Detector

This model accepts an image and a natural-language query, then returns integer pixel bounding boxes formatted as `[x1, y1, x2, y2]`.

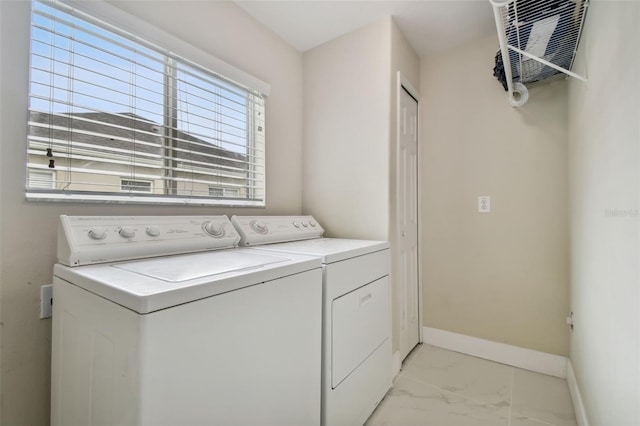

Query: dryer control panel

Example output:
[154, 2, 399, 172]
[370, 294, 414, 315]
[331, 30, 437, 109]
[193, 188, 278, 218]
[58, 215, 240, 266]
[231, 215, 324, 246]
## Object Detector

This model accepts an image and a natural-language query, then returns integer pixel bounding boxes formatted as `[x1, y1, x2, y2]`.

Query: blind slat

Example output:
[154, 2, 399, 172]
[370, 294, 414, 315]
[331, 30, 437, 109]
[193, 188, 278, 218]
[28, 132, 264, 167]
[27, 163, 264, 189]
[28, 149, 266, 182]
[31, 45, 256, 116]
[27, 106, 265, 155]
[31, 14, 256, 108]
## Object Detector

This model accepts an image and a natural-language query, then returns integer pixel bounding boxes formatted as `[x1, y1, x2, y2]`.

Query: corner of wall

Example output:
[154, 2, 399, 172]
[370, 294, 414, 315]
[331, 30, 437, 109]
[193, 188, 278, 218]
[566, 359, 590, 426]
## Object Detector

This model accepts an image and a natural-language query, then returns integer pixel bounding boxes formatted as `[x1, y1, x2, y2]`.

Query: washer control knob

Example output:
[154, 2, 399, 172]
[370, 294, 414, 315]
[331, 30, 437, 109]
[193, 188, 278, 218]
[203, 221, 225, 238]
[293, 221, 301, 228]
[146, 226, 161, 237]
[301, 222, 309, 228]
[88, 227, 107, 240]
[250, 220, 269, 235]
[309, 221, 316, 227]
[119, 226, 136, 239]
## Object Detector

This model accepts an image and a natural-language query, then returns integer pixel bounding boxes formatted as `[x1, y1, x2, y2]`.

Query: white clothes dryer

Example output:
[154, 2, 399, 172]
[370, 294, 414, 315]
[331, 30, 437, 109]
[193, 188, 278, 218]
[51, 215, 323, 426]
[231, 215, 392, 426]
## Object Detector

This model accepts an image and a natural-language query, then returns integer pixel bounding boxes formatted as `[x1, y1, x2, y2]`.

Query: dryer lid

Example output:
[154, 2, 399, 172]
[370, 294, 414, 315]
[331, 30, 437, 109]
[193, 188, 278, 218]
[250, 238, 390, 263]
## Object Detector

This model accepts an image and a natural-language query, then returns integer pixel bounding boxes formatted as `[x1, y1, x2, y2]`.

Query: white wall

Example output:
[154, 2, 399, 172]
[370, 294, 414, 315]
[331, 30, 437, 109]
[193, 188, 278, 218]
[420, 35, 570, 356]
[302, 18, 392, 241]
[567, 1, 640, 424]
[0, 1, 303, 424]
[301, 16, 419, 243]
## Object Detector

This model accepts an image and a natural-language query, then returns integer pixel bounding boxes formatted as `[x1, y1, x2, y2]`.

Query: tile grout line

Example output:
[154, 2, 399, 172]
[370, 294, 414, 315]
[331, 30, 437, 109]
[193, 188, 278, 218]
[387, 345, 574, 426]
[401, 374, 513, 412]
[525, 416, 563, 426]
[405, 345, 519, 416]
[508, 367, 514, 426]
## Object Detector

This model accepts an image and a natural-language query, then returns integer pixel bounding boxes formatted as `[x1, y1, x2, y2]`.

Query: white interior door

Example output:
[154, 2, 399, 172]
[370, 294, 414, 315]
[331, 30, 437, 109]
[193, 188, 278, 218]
[398, 85, 420, 361]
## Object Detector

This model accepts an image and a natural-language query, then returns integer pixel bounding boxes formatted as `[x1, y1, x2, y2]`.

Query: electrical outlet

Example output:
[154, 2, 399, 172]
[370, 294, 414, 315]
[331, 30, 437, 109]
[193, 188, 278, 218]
[40, 284, 53, 319]
[478, 196, 491, 213]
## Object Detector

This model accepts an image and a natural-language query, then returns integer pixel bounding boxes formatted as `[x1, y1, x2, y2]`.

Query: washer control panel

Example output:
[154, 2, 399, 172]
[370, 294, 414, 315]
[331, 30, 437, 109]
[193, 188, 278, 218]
[58, 215, 240, 266]
[231, 215, 324, 246]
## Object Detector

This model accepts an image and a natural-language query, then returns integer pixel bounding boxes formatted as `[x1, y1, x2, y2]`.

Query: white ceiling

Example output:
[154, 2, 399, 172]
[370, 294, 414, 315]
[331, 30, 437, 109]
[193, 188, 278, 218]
[234, 0, 498, 57]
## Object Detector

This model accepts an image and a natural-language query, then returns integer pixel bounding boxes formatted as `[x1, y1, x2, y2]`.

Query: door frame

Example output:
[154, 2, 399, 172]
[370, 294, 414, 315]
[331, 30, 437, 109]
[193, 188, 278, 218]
[395, 71, 423, 358]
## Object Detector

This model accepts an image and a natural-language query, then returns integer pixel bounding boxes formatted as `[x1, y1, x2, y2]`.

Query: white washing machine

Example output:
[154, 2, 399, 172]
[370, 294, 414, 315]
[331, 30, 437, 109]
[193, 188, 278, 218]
[231, 215, 391, 426]
[51, 215, 323, 426]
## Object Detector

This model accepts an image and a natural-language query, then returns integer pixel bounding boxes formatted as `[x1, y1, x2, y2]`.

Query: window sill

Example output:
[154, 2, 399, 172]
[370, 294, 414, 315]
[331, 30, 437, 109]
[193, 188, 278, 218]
[25, 191, 266, 208]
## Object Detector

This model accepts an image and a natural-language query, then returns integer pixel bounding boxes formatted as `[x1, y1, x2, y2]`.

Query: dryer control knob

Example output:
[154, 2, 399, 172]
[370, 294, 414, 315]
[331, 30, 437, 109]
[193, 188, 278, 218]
[250, 220, 269, 235]
[203, 221, 225, 238]
[309, 221, 316, 227]
[119, 226, 136, 239]
[146, 226, 161, 237]
[293, 221, 301, 228]
[88, 227, 107, 240]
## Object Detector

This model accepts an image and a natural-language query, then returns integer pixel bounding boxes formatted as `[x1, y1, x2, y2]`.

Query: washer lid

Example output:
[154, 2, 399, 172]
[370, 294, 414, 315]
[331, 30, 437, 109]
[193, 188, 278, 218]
[54, 249, 321, 314]
[113, 251, 287, 282]
[256, 238, 390, 263]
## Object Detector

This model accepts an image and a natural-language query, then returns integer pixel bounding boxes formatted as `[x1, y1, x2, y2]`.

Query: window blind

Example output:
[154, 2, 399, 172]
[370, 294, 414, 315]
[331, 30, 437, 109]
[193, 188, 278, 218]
[26, 0, 266, 206]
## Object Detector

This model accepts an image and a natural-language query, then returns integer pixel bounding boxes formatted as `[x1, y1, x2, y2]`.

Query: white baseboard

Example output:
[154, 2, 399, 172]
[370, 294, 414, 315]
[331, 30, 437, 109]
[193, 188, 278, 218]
[422, 327, 567, 378]
[566, 360, 590, 426]
[391, 350, 401, 379]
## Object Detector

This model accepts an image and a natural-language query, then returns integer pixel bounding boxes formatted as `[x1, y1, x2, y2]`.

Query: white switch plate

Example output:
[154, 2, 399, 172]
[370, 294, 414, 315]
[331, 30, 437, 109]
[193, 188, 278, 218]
[40, 284, 53, 319]
[478, 196, 491, 213]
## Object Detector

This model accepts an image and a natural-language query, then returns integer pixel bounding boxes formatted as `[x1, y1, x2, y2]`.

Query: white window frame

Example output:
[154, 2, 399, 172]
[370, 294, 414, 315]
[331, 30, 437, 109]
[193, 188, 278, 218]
[25, 0, 270, 207]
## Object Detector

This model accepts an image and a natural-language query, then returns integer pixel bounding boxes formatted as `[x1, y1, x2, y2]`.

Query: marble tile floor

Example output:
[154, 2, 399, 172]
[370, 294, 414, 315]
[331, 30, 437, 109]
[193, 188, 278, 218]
[366, 344, 577, 426]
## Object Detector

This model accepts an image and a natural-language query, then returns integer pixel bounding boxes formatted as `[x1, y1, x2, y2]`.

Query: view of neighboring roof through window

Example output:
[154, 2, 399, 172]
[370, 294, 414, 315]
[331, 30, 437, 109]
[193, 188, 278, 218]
[26, 0, 267, 206]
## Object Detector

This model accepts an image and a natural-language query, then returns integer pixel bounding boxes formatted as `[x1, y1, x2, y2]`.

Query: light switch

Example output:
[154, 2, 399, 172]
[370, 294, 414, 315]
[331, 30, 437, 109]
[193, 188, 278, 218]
[478, 196, 491, 213]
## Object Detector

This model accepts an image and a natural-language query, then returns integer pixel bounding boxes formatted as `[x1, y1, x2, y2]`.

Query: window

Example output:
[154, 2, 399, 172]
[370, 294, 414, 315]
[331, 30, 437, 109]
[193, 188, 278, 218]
[121, 179, 152, 193]
[209, 187, 224, 198]
[208, 186, 240, 198]
[224, 188, 241, 198]
[26, 0, 267, 206]
[28, 170, 56, 189]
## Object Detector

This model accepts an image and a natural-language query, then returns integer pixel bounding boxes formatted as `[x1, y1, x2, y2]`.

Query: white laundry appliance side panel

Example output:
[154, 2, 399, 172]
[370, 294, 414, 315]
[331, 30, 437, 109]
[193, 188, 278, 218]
[51, 278, 142, 426]
[138, 268, 323, 426]
[324, 339, 391, 426]
[323, 249, 390, 298]
[321, 248, 391, 426]
[331, 276, 390, 387]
